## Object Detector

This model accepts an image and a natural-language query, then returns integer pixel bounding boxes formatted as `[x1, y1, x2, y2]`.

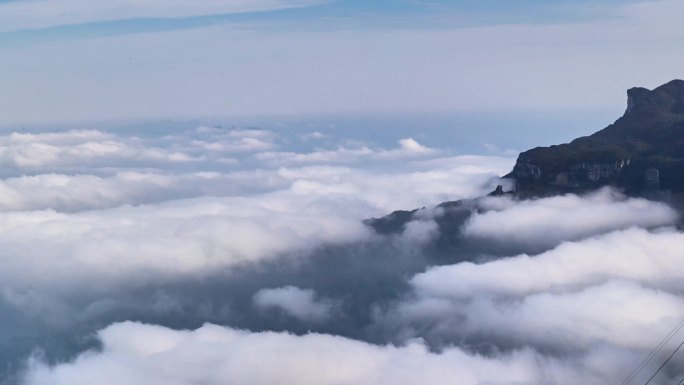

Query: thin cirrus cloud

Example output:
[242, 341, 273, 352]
[0, 0, 326, 32]
[3, 1, 684, 126]
[0, 1, 684, 126]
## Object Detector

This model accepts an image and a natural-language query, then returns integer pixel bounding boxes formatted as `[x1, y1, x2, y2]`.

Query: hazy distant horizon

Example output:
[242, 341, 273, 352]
[0, 108, 622, 158]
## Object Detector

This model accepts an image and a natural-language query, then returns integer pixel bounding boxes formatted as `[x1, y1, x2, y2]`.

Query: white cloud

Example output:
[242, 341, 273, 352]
[0, 130, 203, 171]
[5, 122, 683, 385]
[192, 127, 279, 152]
[25, 221, 684, 385]
[402, 219, 440, 243]
[398, 138, 435, 154]
[256, 138, 437, 165]
[301, 131, 330, 141]
[465, 280, 684, 351]
[23, 321, 600, 385]
[414, 227, 684, 301]
[462, 188, 678, 247]
[257, 146, 376, 164]
[253, 286, 337, 322]
[375, 226, 684, 375]
[0, 126, 511, 298]
[0, 192, 372, 294]
[274, 155, 513, 212]
[483, 143, 499, 152]
[0, 172, 245, 212]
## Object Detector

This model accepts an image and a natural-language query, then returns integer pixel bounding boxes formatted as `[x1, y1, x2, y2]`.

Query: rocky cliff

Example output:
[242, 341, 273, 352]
[508, 79, 684, 195]
[367, 80, 684, 238]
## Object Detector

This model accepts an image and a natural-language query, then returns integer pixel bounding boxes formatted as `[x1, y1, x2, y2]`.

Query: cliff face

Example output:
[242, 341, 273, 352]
[510, 79, 684, 195]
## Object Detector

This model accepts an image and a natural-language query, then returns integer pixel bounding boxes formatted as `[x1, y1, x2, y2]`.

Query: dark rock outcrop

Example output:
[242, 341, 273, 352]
[365, 80, 684, 242]
[508, 79, 684, 196]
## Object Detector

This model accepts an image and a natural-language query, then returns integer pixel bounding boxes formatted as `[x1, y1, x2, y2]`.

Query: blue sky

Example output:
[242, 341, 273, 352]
[0, 0, 682, 141]
[0, 0, 641, 42]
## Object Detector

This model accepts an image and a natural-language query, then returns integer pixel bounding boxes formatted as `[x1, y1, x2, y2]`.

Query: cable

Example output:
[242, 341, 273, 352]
[621, 318, 684, 385]
[643, 338, 684, 385]
[622, 318, 684, 385]
[676, 375, 684, 385]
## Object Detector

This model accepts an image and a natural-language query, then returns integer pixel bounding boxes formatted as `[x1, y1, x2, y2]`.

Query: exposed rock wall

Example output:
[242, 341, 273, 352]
[508, 80, 684, 196]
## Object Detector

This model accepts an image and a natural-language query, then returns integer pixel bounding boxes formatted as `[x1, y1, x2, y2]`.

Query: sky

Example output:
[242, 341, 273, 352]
[2, 1, 684, 384]
[0, 0, 683, 134]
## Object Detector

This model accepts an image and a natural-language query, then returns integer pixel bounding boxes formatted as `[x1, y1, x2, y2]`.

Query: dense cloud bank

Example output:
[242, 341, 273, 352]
[3, 125, 684, 385]
[19, 322, 574, 385]
[464, 188, 678, 247]
[0, 127, 509, 292]
[0, 126, 510, 382]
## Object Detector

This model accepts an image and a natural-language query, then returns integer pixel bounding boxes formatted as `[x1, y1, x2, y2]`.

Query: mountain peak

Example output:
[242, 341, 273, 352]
[624, 79, 684, 117]
[625, 87, 650, 114]
[509, 79, 684, 196]
[657, 78, 684, 92]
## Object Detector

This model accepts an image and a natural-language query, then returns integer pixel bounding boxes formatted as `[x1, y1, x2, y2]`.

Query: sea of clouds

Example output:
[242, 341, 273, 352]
[1, 125, 684, 385]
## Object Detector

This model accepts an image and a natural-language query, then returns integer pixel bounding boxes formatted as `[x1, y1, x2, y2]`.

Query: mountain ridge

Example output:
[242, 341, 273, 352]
[507, 79, 684, 196]
[366, 79, 684, 237]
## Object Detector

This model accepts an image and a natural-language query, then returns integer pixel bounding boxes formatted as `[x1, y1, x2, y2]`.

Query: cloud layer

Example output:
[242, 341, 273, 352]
[253, 286, 337, 322]
[0, 124, 519, 382]
[22, 322, 560, 385]
[4, 124, 684, 385]
[463, 188, 678, 248]
[0, 128, 509, 293]
[369, 226, 684, 384]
